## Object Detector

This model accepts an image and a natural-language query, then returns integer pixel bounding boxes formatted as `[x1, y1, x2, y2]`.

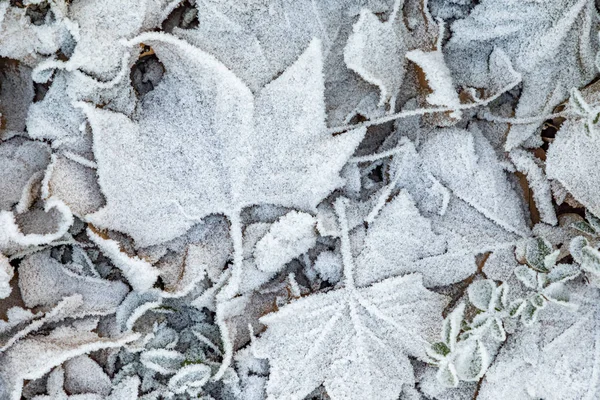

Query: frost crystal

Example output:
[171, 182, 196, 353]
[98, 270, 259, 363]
[1, 0, 599, 398]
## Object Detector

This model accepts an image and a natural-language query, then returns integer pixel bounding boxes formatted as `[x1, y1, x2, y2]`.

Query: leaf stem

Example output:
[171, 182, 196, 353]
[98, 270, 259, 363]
[213, 210, 244, 381]
[328, 77, 521, 134]
[333, 197, 356, 289]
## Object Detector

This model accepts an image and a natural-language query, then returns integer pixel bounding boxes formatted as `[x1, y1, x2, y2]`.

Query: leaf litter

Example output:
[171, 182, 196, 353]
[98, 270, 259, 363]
[0, 0, 599, 399]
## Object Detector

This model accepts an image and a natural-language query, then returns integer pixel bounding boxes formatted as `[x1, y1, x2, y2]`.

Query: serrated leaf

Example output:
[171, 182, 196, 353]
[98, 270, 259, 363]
[79, 34, 365, 247]
[446, 0, 599, 150]
[255, 274, 447, 400]
[344, 5, 407, 106]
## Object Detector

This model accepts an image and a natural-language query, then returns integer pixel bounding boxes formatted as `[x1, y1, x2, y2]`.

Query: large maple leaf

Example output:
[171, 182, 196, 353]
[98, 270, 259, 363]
[78, 33, 365, 247]
[254, 199, 447, 400]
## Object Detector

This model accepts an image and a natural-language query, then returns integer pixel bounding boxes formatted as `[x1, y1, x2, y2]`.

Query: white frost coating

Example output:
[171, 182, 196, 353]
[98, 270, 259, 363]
[0, 139, 50, 211]
[0, 324, 139, 400]
[446, 0, 599, 150]
[419, 129, 530, 238]
[0, 252, 13, 299]
[255, 274, 447, 400]
[63, 355, 112, 396]
[106, 376, 140, 400]
[254, 211, 317, 274]
[355, 191, 463, 287]
[18, 251, 129, 316]
[168, 364, 212, 394]
[1, 0, 598, 397]
[43, 154, 105, 218]
[79, 33, 365, 247]
[0, 197, 73, 249]
[547, 119, 600, 218]
[86, 227, 160, 292]
[344, 0, 407, 106]
[509, 149, 558, 226]
[140, 349, 186, 374]
[0, 295, 84, 353]
[406, 21, 462, 117]
[115, 291, 162, 332]
[15, 171, 44, 214]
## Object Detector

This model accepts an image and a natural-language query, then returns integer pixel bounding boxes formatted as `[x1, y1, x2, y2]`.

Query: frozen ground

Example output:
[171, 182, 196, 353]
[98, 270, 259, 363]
[0, 0, 599, 399]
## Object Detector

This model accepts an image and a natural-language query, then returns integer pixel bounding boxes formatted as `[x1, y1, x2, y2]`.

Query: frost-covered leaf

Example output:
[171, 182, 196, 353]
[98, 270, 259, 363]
[0, 138, 50, 211]
[442, 303, 464, 351]
[467, 280, 494, 311]
[479, 286, 600, 399]
[0, 2, 65, 66]
[43, 0, 177, 80]
[25, 72, 90, 155]
[63, 356, 112, 396]
[418, 128, 530, 237]
[0, 197, 74, 252]
[87, 227, 160, 292]
[176, 0, 395, 124]
[254, 211, 316, 274]
[115, 291, 162, 332]
[446, 0, 599, 150]
[255, 274, 447, 400]
[44, 155, 105, 218]
[344, 1, 407, 106]
[524, 237, 554, 272]
[547, 119, 600, 218]
[107, 376, 140, 400]
[79, 34, 365, 247]
[453, 339, 488, 382]
[355, 191, 471, 287]
[405, 25, 462, 115]
[509, 148, 557, 225]
[387, 130, 529, 286]
[168, 363, 211, 394]
[0, 323, 138, 400]
[18, 251, 129, 317]
[0, 60, 33, 139]
[0, 252, 14, 299]
[140, 349, 185, 374]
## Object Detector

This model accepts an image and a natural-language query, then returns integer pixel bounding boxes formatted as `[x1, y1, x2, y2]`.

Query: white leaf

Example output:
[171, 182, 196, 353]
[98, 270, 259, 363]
[63, 356, 112, 396]
[87, 227, 160, 292]
[168, 364, 211, 394]
[0, 252, 13, 299]
[255, 274, 447, 400]
[406, 43, 462, 114]
[547, 119, 600, 219]
[468, 280, 495, 311]
[0, 138, 50, 211]
[115, 291, 162, 332]
[140, 349, 185, 375]
[355, 191, 471, 287]
[446, 0, 599, 150]
[79, 34, 364, 247]
[18, 251, 129, 316]
[0, 324, 138, 400]
[254, 211, 317, 274]
[344, 4, 407, 106]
